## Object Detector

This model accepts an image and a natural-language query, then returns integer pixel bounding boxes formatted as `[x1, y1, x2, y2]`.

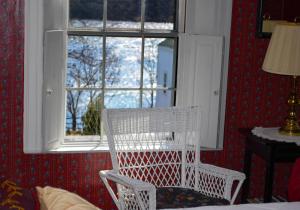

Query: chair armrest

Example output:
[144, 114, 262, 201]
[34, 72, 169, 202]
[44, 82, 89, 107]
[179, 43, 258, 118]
[99, 170, 156, 210]
[198, 163, 245, 181]
[100, 170, 156, 191]
[197, 163, 245, 204]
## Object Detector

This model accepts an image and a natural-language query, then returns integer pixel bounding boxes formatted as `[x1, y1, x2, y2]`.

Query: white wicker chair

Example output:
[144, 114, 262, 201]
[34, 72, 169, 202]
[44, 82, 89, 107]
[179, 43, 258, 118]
[100, 107, 245, 210]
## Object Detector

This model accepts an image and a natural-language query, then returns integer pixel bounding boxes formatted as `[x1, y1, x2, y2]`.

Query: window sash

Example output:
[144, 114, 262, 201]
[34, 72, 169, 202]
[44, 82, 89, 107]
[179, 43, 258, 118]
[68, 0, 179, 32]
[64, 0, 179, 142]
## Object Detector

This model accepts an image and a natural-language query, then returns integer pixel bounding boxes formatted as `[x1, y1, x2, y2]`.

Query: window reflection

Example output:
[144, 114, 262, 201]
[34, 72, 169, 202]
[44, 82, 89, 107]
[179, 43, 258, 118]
[66, 90, 102, 136]
[69, 0, 103, 28]
[67, 36, 102, 88]
[105, 37, 142, 88]
[107, 0, 141, 29]
[143, 38, 175, 89]
[145, 0, 176, 30]
[104, 91, 140, 108]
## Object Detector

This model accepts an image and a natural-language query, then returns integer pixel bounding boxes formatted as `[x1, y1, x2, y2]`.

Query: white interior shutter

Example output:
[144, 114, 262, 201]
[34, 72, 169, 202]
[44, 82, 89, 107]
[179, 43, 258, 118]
[176, 34, 224, 149]
[43, 0, 68, 30]
[184, 0, 232, 149]
[24, 0, 44, 153]
[24, 0, 68, 153]
[43, 0, 67, 151]
[43, 30, 67, 150]
[185, 0, 232, 36]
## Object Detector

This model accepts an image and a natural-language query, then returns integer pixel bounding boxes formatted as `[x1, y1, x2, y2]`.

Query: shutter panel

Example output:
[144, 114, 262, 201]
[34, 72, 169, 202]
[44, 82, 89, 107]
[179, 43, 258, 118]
[44, 0, 68, 30]
[185, 0, 232, 36]
[24, 0, 68, 153]
[24, 0, 44, 153]
[176, 34, 223, 148]
[43, 30, 67, 150]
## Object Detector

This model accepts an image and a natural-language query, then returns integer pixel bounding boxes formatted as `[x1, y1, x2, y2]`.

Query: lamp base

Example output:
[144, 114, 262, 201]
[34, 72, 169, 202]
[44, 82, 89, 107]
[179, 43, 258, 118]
[278, 76, 300, 136]
[279, 123, 300, 136]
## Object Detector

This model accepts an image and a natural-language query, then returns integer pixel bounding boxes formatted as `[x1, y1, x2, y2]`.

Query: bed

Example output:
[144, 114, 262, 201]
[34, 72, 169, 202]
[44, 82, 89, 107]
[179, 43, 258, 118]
[1, 176, 298, 210]
[162, 202, 300, 210]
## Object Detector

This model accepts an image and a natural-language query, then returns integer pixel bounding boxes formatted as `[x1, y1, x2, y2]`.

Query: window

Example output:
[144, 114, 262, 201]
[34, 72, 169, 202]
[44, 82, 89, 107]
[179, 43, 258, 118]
[64, 0, 177, 143]
[24, 0, 233, 153]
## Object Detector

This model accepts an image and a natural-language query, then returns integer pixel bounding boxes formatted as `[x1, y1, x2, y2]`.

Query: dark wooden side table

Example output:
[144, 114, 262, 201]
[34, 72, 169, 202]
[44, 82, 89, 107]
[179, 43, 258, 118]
[239, 128, 300, 203]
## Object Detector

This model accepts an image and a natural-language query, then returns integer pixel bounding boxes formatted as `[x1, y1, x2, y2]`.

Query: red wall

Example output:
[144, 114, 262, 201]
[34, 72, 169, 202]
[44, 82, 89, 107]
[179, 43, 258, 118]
[0, 0, 294, 209]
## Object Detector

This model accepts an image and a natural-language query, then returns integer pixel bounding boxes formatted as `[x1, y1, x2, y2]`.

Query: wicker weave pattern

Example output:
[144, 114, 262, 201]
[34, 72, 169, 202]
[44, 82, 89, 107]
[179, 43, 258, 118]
[100, 107, 245, 209]
[119, 187, 151, 210]
[118, 151, 182, 187]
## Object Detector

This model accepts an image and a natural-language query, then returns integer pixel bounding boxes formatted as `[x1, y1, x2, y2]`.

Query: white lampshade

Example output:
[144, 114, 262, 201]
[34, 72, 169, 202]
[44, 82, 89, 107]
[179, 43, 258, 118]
[262, 23, 300, 76]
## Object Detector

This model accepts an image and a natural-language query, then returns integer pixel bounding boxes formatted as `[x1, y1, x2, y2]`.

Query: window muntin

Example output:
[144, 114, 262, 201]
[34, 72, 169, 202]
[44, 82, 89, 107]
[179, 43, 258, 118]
[65, 0, 178, 140]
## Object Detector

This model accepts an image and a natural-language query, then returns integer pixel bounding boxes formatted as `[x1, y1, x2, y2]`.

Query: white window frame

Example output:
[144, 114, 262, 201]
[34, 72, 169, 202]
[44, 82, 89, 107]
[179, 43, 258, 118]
[24, 0, 232, 153]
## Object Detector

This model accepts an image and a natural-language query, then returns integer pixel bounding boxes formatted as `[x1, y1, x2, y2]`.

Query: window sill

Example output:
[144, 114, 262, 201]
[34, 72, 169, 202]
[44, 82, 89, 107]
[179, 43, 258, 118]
[49, 139, 109, 153]
[46, 134, 223, 153]
[48, 143, 223, 153]
[50, 145, 110, 153]
[49, 136, 109, 153]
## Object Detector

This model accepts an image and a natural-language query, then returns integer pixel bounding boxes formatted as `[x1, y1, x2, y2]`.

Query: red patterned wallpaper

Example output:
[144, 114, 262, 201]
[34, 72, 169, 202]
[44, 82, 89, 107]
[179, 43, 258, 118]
[0, 0, 294, 209]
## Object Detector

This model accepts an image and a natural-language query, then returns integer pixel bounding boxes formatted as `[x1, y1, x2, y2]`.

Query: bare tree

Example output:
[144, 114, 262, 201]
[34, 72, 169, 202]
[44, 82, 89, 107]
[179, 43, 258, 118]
[66, 36, 120, 135]
[143, 39, 161, 108]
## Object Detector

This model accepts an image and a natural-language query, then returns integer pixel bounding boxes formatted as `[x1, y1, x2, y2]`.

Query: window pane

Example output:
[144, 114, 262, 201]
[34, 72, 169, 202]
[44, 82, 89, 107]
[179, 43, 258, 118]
[107, 0, 141, 29]
[69, 0, 103, 28]
[104, 91, 140, 108]
[65, 90, 102, 136]
[142, 90, 174, 108]
[105, 37, 142, 88]
[67, 36, 102, 88]
[143, 38, 175, 88]
[145, 0, 176, 30]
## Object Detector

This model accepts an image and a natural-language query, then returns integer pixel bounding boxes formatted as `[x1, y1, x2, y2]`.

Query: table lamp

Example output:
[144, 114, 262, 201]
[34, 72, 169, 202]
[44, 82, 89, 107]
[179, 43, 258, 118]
[262, 23, 300, 136]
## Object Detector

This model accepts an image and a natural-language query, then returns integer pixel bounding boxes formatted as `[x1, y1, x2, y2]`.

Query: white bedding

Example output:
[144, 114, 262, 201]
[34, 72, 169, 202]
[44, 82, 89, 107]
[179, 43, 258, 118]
[162, 202, 300, 210]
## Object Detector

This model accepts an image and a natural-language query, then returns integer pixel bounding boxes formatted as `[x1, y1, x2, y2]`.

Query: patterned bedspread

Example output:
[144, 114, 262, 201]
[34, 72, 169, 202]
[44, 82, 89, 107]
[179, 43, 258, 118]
[162, 202, 300, 210]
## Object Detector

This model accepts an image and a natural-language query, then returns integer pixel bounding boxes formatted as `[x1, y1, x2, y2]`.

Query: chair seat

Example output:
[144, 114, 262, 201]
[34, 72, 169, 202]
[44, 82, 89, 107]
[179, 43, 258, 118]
[156, 187, 230, 209]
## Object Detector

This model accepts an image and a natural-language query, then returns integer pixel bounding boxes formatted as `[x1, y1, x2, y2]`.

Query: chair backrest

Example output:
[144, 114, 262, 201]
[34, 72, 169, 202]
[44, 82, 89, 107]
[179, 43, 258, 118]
[103, 106, 202, 188]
